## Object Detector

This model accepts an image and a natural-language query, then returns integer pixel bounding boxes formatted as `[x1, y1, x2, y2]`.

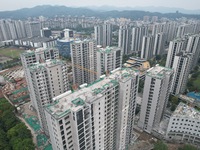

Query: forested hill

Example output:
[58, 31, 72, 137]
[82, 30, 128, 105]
[0, 5, 200, 20]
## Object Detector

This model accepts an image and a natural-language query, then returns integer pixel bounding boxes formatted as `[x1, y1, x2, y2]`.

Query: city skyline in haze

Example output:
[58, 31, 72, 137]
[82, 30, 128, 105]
[0, 0, 200, 11]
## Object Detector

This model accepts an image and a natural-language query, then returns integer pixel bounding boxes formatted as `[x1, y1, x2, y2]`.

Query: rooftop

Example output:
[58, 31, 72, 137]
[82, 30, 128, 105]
[97, 46, 121, 54]
[146, 64, 173, 79]
[72, 39, 95, 44]
[45, 68, 139, 119]
[21, 47, 58, 57]
[173, 102, 200, 119]
[16, 36, 56, 43]
[29, 59, 65, 71]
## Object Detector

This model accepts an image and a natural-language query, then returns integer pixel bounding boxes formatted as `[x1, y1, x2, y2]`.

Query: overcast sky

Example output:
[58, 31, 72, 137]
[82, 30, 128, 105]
[1, 0, 200, 11]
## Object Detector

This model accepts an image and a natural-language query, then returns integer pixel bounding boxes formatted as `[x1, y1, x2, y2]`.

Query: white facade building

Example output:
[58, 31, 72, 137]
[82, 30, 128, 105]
[44, 68, 139, 150]
[94, 23, 112, 47]
[165, 38, 187, 68]
[118, 25, 132, 55]
[140, 35, 155, 60]
[14, 20, 27, 38]
[71, 39, 97, 86]
[25, 22, 41, 37]
[131, 26, 148, 53]
[153, 32, 166, 55]
[138, 65, 173, 133]
[186, 34, 200, 70]
[166, 102, 200, 146]
[171, 52, 193, 95]
[96, 46, 122, 78]
[176, 24, 195, 38]
[27, 59, 69, 135]
[20, 47, 60, 109]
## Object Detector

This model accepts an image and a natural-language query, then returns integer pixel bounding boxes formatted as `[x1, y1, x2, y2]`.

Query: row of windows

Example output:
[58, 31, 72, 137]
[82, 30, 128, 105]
[172, 118, 199, 124]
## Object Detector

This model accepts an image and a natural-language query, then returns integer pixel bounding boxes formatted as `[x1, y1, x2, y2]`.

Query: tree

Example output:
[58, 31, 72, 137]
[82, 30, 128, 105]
[0, 98, 35, 150]
[7, 123, 32, 140]
[13, 139, 35, 150]
[154, 141, 168, 150]
[170, 104, 176, 111]
[194, 66, 199, 71]
[191, 72, 199, 78]
[179, 144, 197, 150]
[7, 123, 34, 150]
[171, 96, 179, 105]
[0, 129, 10, 150]
[155, 55, 161, 60]
[2, 110, 19, 131]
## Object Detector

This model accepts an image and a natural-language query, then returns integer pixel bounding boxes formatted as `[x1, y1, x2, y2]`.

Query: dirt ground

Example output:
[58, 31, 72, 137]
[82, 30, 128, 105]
[168, 143, 183, 150]
[129, 129, 183, 150]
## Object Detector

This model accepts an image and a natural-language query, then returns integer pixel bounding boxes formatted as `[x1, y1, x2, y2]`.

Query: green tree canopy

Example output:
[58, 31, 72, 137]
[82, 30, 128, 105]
[0, 98, 35, 150]
[154, 140, 168, 150]
[0, 129, 10, 150]
[179, 144, 197, 150]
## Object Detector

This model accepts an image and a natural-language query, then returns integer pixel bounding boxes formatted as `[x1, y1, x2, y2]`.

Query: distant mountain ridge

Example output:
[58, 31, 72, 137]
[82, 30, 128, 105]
[0, 5, 99, 19]
[0, 5, 200, 20]
[85, 5, 200, 14]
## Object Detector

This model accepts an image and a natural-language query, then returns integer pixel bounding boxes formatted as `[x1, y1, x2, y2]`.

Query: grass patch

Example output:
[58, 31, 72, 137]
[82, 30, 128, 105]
[0, 48, 25, 59]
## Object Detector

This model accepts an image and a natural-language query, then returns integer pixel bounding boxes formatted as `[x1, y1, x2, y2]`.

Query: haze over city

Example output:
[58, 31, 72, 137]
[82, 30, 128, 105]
[0, 0, 200, 11]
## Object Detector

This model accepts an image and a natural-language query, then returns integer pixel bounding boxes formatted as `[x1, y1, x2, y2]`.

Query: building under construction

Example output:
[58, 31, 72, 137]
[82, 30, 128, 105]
[0, 66, 30, 105]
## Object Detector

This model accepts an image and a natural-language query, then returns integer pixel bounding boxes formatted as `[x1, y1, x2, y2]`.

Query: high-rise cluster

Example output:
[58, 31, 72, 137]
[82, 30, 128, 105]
[166, 34, 200, 95]
[16, 15, 200, 149]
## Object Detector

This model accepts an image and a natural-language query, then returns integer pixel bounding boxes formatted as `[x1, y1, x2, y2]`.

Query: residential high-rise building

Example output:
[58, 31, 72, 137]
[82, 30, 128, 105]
[152, 23, 166, 36]
[166, 102, 200, 146]
[153, 32, 166, 55]
[193, 23, 200, 34]
[20, 47, 60, 109]
[186, 34, 200, 70]
[165, 38, 187, 68]
[138, 65, 173, 133]
[6, 20, 18, 40]
[71, 39, 97, 86]
[94, 23, 112, 47]
[25, 22, 41, 37]
[176, 24, 195, 38]
[118, 25, 132, 55]
[131, 26, 148, 53]
[171, 52, 193, 95]
[44, 68, 139, 150]
[96, 46, 122, 78]
[165, 22, 179, 43]
[0, 20, 13, 41]
[27, 59, 69, 135]
[152, 22, 179, 43]
[140, 35, 155, 60]
[14, 20, 27, 39]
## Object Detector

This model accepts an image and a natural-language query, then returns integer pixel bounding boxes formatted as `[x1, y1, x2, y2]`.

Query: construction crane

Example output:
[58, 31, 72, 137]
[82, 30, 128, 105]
[71, 63, 97, 75]
[70, 63, 97, 90]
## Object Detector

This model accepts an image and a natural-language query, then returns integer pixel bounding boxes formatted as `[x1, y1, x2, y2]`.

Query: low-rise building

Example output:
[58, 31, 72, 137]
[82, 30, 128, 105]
[124, 57, 150, 80]
[166, 102, 200, 146]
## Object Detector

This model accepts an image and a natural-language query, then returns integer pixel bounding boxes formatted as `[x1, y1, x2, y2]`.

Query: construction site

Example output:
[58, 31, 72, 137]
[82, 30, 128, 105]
[0, 66, 53, 150]
[0, 66, 30, 105]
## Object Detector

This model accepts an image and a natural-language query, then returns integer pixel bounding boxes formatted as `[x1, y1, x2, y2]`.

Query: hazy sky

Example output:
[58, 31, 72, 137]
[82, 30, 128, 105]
[1, 0, 200, 11]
